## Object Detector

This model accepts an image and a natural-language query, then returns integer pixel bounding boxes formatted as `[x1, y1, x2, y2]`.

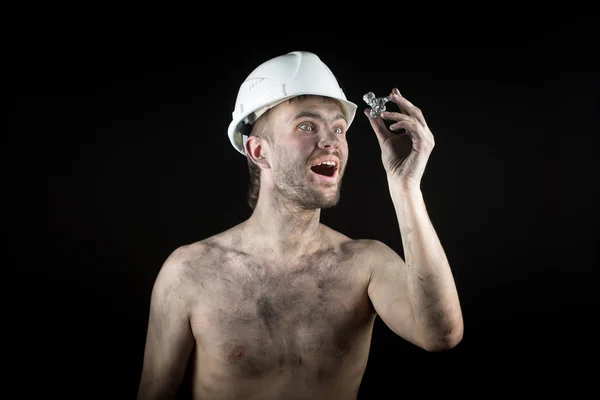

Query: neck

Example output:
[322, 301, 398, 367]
[243, 191, 324, 259]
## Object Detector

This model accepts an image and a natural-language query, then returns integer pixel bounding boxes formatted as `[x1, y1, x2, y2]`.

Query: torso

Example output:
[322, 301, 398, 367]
[183, 224, 378, 400]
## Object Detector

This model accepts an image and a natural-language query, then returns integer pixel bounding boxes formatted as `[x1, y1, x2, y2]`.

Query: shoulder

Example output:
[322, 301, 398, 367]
[154, 235, 228, 293]
[320, 224, 400, 262]
[158, 223, 248, 280]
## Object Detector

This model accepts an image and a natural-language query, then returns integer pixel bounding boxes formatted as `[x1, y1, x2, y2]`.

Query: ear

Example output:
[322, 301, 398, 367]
[245, 136, 270, 168]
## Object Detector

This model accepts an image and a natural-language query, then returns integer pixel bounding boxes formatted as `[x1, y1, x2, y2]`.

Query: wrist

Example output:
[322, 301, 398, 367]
[387, 176, 422, 197]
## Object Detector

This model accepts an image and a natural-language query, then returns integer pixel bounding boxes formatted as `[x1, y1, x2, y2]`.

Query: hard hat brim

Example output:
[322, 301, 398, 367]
[228, 94, 358, 156]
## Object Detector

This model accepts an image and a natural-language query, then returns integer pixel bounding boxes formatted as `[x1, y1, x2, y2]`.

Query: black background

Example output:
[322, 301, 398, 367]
[14, 17, 597, 399]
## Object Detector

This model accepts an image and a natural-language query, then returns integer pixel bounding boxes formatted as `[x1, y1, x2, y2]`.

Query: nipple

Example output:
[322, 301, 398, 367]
[229, 345, 246, 360]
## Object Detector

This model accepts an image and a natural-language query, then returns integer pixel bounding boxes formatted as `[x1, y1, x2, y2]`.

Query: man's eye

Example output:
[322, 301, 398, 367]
[298, 123, 313, 131]
[334, 127, 343, 134]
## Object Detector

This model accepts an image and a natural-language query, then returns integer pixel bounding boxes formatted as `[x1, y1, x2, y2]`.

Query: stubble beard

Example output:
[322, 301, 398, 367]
[273, 157, 344, 210]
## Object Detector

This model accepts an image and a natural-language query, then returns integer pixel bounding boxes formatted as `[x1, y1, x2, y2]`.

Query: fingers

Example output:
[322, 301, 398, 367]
[364, 108, 416, 145]
[388, 88, 426, 127]
[379, 111, 417, 135]
[364, 88, 431, 147]
[380, 111, 412, 124]
[381, 89, 435, 149]
[388, 119, 419, 134]
[363, 108, 393, 146]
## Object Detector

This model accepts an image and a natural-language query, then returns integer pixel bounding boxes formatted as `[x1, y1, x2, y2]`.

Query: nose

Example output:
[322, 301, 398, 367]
[318, 129, 341, 150]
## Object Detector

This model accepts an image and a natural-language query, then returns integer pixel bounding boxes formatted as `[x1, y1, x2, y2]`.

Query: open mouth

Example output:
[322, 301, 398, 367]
[310, 161, 338, 177]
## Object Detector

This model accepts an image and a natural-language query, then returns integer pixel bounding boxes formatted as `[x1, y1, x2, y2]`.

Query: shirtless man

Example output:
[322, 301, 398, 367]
[136, 51, 464, 400]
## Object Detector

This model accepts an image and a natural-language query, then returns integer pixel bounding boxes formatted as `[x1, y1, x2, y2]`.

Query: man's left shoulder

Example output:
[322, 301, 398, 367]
[321, 224, 392, 259]
[343, 238, 397, 259]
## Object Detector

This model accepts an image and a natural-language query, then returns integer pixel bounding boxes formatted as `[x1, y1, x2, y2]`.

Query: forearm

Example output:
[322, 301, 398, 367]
[389, 180, 463, 349]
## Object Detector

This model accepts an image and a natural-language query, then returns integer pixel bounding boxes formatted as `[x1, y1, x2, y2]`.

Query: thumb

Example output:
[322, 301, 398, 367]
[364, 108, 392, 146]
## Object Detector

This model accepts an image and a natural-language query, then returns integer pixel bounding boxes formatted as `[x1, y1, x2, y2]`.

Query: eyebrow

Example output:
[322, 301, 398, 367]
[291, 111, 347, 124]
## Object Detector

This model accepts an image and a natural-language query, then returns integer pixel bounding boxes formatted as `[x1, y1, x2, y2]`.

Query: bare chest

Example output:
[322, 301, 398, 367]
[190, 251, 375, 382]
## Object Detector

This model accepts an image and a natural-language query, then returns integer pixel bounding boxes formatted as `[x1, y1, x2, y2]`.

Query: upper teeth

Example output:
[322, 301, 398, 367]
[317, 161, 336, 167]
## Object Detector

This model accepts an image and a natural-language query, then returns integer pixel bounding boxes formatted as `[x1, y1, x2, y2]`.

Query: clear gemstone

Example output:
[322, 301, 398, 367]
[363, 91, 391, 118]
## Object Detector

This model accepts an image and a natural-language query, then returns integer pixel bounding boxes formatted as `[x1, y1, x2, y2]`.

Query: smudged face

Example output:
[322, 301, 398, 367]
[267, 96, 349, 210]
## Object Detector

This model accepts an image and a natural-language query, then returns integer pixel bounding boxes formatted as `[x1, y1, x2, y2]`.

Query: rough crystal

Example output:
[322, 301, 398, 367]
[363, 91, 391, 118]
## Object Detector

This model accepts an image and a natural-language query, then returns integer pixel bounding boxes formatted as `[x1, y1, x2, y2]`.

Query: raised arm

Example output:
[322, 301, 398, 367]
[364, 88, 463, 352]
[137, 250, 195, 399]
[367, 201, 462, 352]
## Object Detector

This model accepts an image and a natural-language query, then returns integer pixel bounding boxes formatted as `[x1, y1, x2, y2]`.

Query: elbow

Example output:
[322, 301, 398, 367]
[421, 321, 464, 352]
[137, 382, 179, 400]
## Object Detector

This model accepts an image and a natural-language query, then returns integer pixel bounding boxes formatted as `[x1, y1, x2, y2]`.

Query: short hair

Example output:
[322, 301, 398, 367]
[246, 107, 274, 210]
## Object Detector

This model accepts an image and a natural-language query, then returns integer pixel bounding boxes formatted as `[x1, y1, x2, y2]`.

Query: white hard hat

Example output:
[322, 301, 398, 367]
[227, 51, 358, 156]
